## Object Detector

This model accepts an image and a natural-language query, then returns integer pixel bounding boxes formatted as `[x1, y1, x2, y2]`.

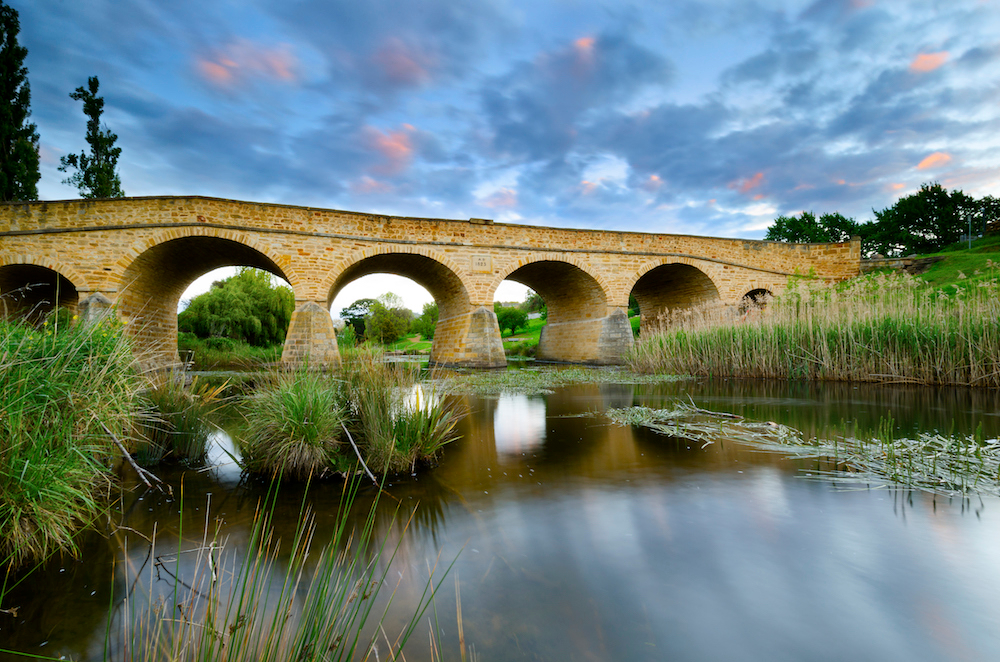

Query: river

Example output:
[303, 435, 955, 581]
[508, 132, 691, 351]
[4, 376, 1000, 661]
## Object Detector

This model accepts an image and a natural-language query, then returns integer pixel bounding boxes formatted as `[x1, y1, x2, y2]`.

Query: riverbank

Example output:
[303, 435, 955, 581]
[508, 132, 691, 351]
[629, 260, 1000, 386]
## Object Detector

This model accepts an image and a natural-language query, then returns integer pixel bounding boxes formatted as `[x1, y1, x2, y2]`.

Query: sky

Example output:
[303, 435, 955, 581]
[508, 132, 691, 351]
[13, 0, 1000, 312]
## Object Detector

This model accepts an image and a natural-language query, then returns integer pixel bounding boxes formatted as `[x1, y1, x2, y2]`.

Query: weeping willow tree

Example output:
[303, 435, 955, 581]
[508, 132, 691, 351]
[178, 268, 294, 347]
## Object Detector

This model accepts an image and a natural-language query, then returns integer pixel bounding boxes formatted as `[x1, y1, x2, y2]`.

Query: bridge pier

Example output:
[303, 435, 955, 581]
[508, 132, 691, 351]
[430, 305, 506, 369]
[282, 301, 341, 367]
[537, 307, 633, 365]
[78, 292, 115, 325]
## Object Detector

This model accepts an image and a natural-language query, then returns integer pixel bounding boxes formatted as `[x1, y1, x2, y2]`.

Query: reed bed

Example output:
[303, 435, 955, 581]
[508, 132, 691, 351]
[628, 270, 1000, 386]
[114, 481, 448, 661]
[609, 403, 1000, 497]
[0, 317, 142, 567]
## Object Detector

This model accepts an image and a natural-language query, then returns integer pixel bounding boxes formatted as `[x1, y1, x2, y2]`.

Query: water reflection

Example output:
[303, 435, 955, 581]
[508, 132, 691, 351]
[493, 395, 546, 457]
[5, 378, 1000, 661]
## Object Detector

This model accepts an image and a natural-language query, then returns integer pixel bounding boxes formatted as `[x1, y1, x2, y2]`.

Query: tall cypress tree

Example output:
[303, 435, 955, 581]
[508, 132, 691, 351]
[59, 76, 124, 199]
[0, 1, 40, 201]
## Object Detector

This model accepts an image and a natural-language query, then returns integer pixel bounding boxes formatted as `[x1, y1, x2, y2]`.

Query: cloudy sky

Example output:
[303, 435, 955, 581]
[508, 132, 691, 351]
[13, 0, 1000, 308]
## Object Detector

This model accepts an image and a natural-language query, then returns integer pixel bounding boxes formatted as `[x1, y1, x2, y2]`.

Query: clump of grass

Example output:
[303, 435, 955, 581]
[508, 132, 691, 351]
[240, 371, 348, 480]
[235, 347, 463, 479]
[135, 376, 227, 466]
[629, 269, 1000, 386]
[342, 347, 461, 475]
[0, 316, 141, 567]
[366, 386, 462, 474]
[610, 402, 1000, 497]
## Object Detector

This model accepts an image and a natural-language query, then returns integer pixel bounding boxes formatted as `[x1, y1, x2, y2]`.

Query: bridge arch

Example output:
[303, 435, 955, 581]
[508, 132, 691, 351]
[0, 254, 87, 323]
[490, 255, 611, 324]
[117, 230, 294, 364]
[491, 255, 631, 363]
[628, 259, 723, 334]
[324, 246, 503, 366]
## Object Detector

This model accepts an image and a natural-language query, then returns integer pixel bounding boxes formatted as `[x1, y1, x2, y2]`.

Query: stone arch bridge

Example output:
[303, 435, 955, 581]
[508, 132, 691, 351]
[0, 197, 860, 368]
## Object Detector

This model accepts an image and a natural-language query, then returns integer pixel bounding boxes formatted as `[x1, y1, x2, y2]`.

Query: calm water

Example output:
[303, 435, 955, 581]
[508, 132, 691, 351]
[4, 377, 1000, 661]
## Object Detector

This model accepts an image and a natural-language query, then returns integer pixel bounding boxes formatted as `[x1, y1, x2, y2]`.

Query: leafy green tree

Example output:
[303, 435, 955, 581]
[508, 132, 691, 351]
[0, 1, 40, 201]
[871, 183, 975, 256]
[496, 305, 528, 336]
[58, 76, 124, 198]
[178, 268, 294, 346]
[340, 298, 378, 339]
[365, 299, 411, 344]
[765, 211, 860, 244]
[411, 301, 438, 339]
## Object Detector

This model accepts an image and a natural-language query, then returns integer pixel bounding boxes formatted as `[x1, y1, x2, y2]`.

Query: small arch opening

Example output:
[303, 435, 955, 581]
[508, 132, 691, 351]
[630, 263, 720, 335]
[0, 264, 79, 324]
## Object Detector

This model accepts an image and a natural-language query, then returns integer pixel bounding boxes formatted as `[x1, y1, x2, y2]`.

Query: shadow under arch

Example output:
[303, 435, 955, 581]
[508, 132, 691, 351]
[630, 262, 722, 335]
[326, 250, 500, 367]
[0, 263, 80, 324]
[499, 259, 630, 363]
[739, 287, 772, 314]
[118, 235, 291, 365]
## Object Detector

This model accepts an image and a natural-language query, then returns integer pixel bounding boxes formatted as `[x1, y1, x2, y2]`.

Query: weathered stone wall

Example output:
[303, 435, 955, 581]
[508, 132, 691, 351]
[0, 196, 861, 366]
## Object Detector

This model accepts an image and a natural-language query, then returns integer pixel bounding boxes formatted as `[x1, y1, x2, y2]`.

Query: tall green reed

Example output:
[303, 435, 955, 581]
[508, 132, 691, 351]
[135, 376, 227, 466]
[629, 270, 1000, 386]
[115, 479, 450, 661]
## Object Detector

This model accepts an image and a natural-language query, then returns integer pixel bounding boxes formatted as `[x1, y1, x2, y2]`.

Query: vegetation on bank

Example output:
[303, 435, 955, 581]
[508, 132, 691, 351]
[0, 317, 141, 567]
[629, 249, 1000, 386]
[178, 331, 283, 370]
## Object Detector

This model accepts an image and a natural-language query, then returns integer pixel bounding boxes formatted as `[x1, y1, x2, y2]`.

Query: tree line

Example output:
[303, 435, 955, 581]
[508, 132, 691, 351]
[0, 0, 124, 202]
[765, 183, 1000, 257]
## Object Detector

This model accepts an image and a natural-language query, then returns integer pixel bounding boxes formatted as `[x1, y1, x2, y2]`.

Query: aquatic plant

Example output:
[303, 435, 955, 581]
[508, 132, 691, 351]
[609, 402, 1000, 497]
[240, 371, 348, 480]
[135, 376, 227, 466]
[0, 316, 141, 567]
[109, 480, 452, 661]
[628, 270, 1000, 386]
[438, 366, 690, 397]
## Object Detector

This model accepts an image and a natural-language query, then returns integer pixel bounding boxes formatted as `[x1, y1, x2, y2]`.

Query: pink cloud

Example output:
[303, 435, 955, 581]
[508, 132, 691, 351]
[917, 152, 952, 170]
[910, 52, 949, 73]
[729, 172, 765, 195]
[641, 174, 663, 192]
[362, 125, 416, 175]
[579, 180, 598, 195]
[371, 38, 435, 86]
[196, 40, 300, 87]
[351, 176, 394, 195]
[482, 188, 518, 208]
